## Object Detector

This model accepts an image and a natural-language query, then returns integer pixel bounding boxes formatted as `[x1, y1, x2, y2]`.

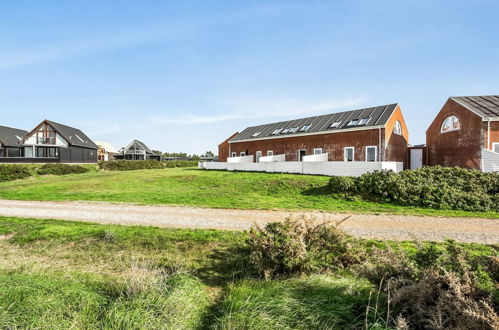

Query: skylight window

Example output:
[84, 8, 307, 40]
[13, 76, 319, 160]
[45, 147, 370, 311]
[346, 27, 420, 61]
[271, 128, 283, 135]
[357, 118, 370, 126]
[75, 134, 85, 143]
[347, 120, 359, 126]
[299, 124, 311, 132]
[282, 128, 290, 134]
[289, 127, 299, 133]
[15, 135, 22, 141]
[252, 132, 261, 137]
[329, 121, 341, 129]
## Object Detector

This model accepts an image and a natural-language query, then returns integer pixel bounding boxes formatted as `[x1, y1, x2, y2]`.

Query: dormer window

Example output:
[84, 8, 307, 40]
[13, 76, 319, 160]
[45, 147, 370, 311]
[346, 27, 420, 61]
[441, 116, 460, 133]
[357, 118, 370, 126]
[299, 124, 311, 132]
[329, 121, 341, 129]
[271, 128, 283, 135]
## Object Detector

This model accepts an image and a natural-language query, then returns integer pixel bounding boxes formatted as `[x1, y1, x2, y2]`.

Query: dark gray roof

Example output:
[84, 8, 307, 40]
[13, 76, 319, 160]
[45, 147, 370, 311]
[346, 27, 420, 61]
[0, 125, 28, 147]
[451, 95, 499, 118]
[231, 103, 398, 142]
[125, 140, 153, 154]
[46, 120, 98, 149]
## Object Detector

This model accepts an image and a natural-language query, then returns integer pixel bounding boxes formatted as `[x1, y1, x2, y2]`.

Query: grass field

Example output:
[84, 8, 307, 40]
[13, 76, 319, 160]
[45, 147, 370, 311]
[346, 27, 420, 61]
[0, 168, 497, 218]
[0, 216, 496, 329]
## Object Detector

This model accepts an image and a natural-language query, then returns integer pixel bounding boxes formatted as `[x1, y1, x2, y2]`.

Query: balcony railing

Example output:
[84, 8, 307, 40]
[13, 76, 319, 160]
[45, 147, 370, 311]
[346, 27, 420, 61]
[38, 137, 56, 145]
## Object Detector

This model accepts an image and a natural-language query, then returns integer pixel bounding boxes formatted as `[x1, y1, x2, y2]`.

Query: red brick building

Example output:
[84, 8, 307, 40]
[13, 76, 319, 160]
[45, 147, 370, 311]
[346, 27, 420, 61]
[426, 95, 499, 171]
[219, 103, 409, 166]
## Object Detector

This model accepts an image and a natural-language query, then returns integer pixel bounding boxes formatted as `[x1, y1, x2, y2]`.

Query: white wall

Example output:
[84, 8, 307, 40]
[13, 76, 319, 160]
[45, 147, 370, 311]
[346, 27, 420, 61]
[482, 148, 499, 173]
[227, 155, 254, 163]
[259, 154, 286, 162]
[302, 153, 328, 162]
[200, 161, 403, 176]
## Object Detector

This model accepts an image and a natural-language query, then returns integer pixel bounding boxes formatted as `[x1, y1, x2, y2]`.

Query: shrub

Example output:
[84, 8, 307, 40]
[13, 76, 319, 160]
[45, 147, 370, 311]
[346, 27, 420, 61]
[247, 217, 363, 280]
[329, 166, 499, 212]
[0, 165, 32, 182]
[35, 163, 89, 176]
[99, 160, 164, 171]
[328, 176, 356, 194]
[164, 160, 198, 168]
[359, 241, 499, 329]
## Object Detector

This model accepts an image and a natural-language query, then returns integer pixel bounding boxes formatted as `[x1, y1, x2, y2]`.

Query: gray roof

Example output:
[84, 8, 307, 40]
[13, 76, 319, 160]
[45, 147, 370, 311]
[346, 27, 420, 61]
[231, 103, 398, 142]
[124, 140, 153, 154]
[451, 95, 499, 118]
[0, 125, 28, 147]
[46, 120, 98, 149]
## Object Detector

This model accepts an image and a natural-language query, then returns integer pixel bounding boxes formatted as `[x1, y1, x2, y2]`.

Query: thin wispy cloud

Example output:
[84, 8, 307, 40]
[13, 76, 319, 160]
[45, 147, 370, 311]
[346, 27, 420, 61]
[149, 96, 365, 125]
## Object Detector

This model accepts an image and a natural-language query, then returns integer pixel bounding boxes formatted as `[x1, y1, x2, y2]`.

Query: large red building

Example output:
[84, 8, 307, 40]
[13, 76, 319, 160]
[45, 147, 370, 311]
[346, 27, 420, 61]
[219, 103, 409, 166]
[426, 95, 499, 171]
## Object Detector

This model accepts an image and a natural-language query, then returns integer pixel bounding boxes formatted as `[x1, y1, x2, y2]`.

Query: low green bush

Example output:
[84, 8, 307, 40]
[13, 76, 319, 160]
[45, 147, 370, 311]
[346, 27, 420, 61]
[0, 165, 32, 182]
[36, 163, 89, 176]
[247, 217, 363, 280]
[328, 166, 499, 212]
[164, 160, 198, 168]
[99, 160, 164, 171]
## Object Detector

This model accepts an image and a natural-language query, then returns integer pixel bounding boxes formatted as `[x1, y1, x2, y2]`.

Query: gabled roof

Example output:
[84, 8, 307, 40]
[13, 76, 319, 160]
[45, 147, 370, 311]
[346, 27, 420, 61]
[124, 140, 153, 154]
[230, 103, 398, 142]
[0, 125, 28, 147]
[450, 95, 499, 118]
[95, 141, 118, 153]
[43, 120, 98, 149]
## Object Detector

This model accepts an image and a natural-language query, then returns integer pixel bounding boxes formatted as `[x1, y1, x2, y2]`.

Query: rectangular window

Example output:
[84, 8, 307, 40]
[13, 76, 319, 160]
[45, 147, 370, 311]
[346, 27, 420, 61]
[289, 127, 299, 133]
[267, 150, 273, 156]
[251, 132, 261, 137]
[299, 124, 311, 132]
[329, 121, 341, 128]
[256, 151, 262, 162]
[493, 143, 499, 153]
[357, 118, 370, 126]
[231, 152, 236, 157]
[347, 120, 359, 127]
[282, 128, 290, 134]
[313, 148, 322, 155]
[271, 128, 283, 135]
[344, 147, 354, 162]
[366, 146, 377, 162]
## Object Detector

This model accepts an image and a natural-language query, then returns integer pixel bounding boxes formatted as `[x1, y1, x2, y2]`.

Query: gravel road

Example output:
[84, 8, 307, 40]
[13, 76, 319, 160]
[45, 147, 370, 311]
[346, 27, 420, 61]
[0, 199, 497, 243]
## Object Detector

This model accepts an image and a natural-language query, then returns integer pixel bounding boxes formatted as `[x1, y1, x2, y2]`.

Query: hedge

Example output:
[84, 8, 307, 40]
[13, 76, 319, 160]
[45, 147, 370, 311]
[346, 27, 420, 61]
[0, 165, 33, 182]
[329, 166, 499, 212]
[35, 164, 89, 176]
[99, 160, 198, 171]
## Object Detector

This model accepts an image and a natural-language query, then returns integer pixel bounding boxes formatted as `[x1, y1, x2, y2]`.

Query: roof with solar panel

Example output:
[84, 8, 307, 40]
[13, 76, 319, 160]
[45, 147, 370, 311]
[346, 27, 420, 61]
[450, 95, 499, 118]
[230, 103, 398, 142]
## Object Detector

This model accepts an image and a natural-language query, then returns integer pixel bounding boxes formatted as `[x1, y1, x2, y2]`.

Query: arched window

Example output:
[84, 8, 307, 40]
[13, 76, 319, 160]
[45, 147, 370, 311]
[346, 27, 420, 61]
[393, 121, 402, 135]
[441, 116, 460, 133]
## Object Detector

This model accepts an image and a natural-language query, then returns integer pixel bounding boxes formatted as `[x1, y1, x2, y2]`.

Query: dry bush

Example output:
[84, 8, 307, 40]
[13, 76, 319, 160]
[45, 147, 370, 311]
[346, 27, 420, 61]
[360, 241, 499, 329]
[247, 216, 363, 280]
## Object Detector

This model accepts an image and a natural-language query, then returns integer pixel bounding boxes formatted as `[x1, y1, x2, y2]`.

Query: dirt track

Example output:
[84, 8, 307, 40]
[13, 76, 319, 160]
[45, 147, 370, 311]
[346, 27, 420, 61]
[0, 199, 497, 243]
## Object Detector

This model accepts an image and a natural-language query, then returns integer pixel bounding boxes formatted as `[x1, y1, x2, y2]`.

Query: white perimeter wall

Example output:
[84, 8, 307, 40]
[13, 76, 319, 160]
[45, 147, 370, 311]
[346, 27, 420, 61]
[227, 155, 254, 163]
[201, 161, 403, 177]
[482, 148, 499, 172]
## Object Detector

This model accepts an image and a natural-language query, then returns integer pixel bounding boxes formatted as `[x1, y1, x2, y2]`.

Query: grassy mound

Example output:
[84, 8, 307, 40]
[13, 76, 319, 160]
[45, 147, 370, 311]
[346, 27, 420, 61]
[35, 163, 89, 175]
[0, 165, 32, 182]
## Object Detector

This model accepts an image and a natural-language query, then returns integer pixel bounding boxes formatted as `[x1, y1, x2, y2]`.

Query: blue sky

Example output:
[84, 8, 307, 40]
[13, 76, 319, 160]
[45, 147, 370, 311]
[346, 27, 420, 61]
[1, 0, 498, 154]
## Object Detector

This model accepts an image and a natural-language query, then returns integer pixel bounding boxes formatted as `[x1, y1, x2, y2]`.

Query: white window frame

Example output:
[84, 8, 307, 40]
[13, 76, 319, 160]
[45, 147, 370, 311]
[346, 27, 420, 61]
[256, 151, 262, 162]
[493, 142, 499, 153]
[329, 121, 341, 128]
[440, 116, 460, 133]
[240, 152, 245, 156]
[344, 147, 355, 162]
[365, 146, 377, 162]
[299, 124, 311, 132]
[393, 120, 403, 135]
[313, 148, 322, 155]
[357, 118, 370, 126]
[231, 152, 236, 157]
[267, 150, 273, 156]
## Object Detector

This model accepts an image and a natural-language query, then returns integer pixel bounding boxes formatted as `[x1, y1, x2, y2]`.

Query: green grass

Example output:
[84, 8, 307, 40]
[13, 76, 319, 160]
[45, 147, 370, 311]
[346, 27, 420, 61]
[0, 216, 496, 329]
[0, 168, 497, 218]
